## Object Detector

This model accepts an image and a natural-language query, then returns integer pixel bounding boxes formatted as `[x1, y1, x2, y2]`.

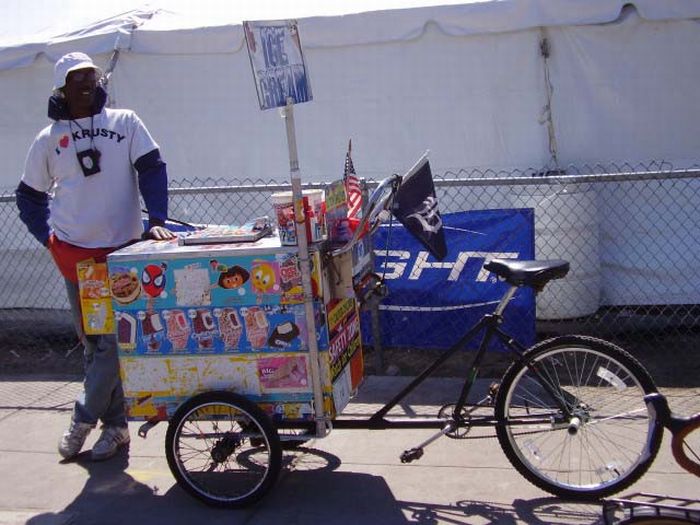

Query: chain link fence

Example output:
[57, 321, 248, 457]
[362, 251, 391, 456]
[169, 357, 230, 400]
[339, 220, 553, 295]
[1, 164, 699, 384]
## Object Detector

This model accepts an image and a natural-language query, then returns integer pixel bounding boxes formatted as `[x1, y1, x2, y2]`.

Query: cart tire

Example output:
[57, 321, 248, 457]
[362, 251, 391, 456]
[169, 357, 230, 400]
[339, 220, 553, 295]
[495, 335, 662, 501]
[165, 391, 282, 508]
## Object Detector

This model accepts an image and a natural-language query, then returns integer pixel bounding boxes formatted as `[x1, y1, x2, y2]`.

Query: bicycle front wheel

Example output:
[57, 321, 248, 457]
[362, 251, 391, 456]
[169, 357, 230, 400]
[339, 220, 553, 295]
[495, 335, 662, 500]
[165, 391, 282, 508]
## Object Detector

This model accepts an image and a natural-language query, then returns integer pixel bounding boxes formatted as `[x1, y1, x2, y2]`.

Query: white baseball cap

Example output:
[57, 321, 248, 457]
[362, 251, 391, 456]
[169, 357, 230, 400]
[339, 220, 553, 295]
[53, 52, 103, 90]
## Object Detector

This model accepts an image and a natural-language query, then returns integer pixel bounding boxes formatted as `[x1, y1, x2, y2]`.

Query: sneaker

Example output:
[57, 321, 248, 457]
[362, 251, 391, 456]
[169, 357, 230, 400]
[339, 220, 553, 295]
[58, 420, 94, 459]
[91, 425, 130, 461]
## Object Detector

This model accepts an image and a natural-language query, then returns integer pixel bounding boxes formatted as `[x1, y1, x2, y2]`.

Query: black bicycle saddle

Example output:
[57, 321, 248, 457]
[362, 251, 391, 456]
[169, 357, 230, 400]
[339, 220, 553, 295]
[483, 259, 570, 290]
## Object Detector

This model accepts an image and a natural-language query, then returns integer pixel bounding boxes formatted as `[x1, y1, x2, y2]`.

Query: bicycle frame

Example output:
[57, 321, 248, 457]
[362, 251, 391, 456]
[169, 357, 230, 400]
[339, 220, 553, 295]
[315, 282, 575, 432]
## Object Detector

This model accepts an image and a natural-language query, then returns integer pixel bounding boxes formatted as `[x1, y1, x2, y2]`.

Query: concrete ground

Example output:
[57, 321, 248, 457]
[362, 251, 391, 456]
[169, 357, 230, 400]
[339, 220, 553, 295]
[0, 376, 698, 525]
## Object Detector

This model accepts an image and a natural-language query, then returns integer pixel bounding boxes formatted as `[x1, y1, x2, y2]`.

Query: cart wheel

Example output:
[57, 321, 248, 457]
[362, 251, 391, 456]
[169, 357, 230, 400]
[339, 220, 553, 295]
[165, 391, 282, 508]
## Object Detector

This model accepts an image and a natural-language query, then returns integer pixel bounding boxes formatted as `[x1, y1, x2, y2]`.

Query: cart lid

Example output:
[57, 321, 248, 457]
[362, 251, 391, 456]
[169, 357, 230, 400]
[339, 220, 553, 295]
[109, 234, 323, 262]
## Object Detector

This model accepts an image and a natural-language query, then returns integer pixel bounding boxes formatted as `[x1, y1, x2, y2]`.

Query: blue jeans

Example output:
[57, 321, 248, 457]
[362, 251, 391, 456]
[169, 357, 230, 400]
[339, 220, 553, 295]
[65, 278, 126, 428]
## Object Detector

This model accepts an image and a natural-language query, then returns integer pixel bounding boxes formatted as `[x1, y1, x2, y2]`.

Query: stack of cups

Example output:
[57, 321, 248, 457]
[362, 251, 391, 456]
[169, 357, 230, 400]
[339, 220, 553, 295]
[271, 189, 325, 246]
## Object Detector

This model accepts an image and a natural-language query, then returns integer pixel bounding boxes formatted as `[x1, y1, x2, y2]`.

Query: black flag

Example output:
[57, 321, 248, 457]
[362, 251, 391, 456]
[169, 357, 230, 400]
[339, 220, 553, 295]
[392, 155, 447, 260]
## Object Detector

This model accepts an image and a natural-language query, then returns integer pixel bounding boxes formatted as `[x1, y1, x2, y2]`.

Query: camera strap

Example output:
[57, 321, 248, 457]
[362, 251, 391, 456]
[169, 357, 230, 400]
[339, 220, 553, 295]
[69, 115, 97, 155]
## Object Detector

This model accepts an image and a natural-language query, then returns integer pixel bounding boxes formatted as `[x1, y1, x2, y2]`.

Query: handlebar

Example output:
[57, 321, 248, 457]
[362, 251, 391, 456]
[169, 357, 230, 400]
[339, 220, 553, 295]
[330, 173, 402, 257]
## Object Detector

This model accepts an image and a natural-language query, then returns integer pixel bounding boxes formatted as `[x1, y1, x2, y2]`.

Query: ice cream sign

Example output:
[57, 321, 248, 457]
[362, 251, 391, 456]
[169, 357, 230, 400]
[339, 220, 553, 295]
[244, 19, 312, 110]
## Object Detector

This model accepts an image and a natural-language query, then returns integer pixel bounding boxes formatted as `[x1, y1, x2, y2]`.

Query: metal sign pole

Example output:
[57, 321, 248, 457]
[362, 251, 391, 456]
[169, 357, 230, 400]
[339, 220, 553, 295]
[281, 98, 327, 437]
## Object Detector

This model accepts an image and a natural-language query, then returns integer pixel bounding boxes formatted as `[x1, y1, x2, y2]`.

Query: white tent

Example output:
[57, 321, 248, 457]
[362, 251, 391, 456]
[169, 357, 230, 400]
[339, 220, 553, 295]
[1, 0, 699, 188]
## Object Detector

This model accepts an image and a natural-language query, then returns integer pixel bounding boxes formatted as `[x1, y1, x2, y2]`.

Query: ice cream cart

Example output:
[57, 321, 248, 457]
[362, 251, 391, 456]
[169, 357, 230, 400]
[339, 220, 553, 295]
[107, 233, 364, 419]
[103, 231, 366, 505]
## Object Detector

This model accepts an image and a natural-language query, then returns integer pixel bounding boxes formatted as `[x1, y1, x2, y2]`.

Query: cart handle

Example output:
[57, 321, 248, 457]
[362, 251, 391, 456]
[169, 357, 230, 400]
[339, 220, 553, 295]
[330, 173, 402, 257]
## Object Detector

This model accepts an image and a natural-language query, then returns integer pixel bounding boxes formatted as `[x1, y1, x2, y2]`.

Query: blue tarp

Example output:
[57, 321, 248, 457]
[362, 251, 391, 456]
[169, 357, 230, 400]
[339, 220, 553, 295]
[367, 208, 535, 350]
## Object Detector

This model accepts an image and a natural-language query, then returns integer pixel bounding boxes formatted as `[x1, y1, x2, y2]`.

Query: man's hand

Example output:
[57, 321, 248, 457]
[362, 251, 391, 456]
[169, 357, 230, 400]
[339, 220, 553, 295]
[147, 225, 176, 241]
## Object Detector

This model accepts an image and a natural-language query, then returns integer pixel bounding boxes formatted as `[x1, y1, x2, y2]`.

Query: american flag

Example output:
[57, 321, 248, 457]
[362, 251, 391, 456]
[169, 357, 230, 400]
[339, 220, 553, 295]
[344, 140, 362, 219]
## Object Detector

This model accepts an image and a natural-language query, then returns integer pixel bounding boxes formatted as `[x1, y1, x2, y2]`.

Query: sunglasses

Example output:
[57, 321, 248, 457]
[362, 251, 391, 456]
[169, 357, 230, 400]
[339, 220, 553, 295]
[66, 69, 98, 84]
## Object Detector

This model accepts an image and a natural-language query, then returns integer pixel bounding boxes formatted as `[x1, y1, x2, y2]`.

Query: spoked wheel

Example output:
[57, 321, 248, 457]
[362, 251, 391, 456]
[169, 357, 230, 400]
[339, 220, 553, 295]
[495, 335, 662, 501]
[165, 391, 282, 508]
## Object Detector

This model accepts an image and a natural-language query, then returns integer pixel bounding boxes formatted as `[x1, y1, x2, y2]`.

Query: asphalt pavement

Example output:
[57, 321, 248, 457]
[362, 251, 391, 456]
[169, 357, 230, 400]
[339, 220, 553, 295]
[0, 375, 698, 525]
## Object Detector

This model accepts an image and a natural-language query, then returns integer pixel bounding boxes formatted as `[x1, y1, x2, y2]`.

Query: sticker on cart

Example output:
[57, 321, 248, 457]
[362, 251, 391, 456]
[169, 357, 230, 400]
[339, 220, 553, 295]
[326, 298, 357, 338]
[251, 259, 281, 296]
[210, 260, 250, 294]
[141, 263, 168, 300]
[332, 366, 352, 415]
[116, 311, 137, 352]
[260, 401, 314, 422]
[215, 307, 244, 350]
[189, 308, 218, 352]
[109, 266, 141, 305]
[328, 316, 361, 381]
[279, 252, 322, 303]
[278, 254, 302, 302]
[267, 321, 301, 348]
[174, 266, 211, 306]
[258, 355, 309, 393]
[139, 310, 165, 353]
[243, 306, 270, 349]
[163, 309, 191, 352]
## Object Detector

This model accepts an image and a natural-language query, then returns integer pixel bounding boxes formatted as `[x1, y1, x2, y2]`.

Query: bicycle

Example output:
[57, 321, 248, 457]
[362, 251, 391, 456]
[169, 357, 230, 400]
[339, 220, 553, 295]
[602, 393, 700, 524]
[162, 164, 664, 507]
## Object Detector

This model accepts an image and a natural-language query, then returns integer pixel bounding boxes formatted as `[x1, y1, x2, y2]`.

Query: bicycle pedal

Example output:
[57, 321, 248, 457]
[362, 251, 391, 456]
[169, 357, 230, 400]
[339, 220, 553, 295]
[400, 447, 424, 463]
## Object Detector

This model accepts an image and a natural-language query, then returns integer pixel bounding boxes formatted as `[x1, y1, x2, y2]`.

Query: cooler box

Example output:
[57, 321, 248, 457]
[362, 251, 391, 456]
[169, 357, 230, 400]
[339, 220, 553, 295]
[107, 235, 364, 424]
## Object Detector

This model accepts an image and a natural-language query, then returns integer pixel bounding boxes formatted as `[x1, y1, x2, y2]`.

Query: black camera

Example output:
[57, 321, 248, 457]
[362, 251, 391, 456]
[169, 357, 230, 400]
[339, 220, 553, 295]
[77, 148, 101, 177]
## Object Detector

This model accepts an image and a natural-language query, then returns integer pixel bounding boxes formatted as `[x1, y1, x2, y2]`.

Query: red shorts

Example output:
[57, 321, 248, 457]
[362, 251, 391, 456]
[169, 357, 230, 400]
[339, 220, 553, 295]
[47, 235, 117, 284]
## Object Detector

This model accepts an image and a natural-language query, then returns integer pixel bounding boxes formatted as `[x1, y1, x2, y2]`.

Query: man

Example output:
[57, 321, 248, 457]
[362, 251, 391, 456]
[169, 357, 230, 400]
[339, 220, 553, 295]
[15, 52, 175, 461]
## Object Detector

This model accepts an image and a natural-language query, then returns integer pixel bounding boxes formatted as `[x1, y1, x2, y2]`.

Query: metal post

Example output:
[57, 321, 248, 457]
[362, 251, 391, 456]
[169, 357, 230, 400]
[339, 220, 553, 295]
[362, 180, 385, 372]
[281, 99, 327, 437]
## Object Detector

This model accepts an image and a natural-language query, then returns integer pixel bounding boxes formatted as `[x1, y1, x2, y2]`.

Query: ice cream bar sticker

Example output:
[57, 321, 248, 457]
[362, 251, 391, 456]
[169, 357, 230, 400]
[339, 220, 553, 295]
[164, 309, 190, 352]
[258, 355, 309, 392]
[217, 308, 243, 350]
[117, 312, 137, 351]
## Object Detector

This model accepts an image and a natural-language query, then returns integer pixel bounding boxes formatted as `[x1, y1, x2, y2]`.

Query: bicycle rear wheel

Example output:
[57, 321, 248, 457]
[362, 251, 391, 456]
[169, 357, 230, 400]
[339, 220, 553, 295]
[495, 335, 662, 500]
[165, 391, 282, 508]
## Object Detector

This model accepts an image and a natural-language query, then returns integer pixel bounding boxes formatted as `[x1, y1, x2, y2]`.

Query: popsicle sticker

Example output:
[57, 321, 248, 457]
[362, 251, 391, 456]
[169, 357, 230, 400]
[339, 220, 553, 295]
[258, 355, 309, 392]
[190, 308, 217, 352]
[163, 309, 191, 353]
[138, 310, 164, 353]
[267, 321, 300, 348]
[116, 312, 137, 352]
[243, 306, 269, 349]
[216, 307, 243, 350]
